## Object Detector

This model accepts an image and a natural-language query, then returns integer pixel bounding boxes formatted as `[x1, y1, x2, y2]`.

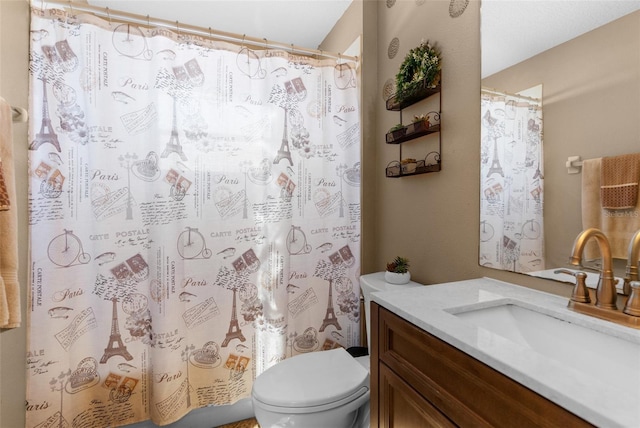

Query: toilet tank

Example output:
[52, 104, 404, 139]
[360, 272, 422, 348]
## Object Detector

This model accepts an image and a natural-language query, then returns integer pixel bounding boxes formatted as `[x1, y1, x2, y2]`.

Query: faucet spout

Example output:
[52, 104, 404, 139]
[623, 230, 640, 296]
[570, 228, 617, 310]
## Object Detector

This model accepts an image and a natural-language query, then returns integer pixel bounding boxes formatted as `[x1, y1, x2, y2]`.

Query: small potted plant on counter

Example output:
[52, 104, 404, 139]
[385, 256, 411, 284]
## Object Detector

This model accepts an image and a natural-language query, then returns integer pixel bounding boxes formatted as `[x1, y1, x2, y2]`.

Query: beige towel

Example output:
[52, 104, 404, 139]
[0, 97, 20, 328]
[0, 160, 11, 210]
[601, 153, 640, 209]
[582, 157, 640, 260]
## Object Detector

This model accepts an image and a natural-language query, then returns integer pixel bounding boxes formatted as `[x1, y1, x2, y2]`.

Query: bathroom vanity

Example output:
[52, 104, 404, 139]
[369, 278, 640, 427]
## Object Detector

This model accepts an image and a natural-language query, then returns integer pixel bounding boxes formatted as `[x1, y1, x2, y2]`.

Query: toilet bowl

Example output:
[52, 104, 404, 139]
[252, 347, 370, 428]
[251, 272, 421, 428]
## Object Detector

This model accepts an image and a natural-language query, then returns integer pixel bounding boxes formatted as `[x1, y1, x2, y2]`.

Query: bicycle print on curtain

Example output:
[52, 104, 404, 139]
[479, 88, 544, 273]
[27, 7, 361, 427]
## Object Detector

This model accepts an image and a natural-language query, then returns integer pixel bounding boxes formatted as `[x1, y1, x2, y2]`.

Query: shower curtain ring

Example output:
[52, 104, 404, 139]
[106, 7, 111, 24]
[263, 37, 268, 50]
[146, 14, 150, 27]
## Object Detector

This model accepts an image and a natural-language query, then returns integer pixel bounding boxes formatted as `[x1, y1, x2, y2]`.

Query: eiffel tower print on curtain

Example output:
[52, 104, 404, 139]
[274, 108, 293, 166]
[29, 78, 61, 152]
[100, 298, 134, 364]
[319, 279, 341, 332]
[161, 96, 188, 161]
[221, 285, 246, 347]
[487, 137, 504, 178]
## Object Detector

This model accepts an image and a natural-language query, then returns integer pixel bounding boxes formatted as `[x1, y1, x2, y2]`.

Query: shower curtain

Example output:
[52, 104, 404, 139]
[26, 7, 361, 427]
[480, 89, 544, 273]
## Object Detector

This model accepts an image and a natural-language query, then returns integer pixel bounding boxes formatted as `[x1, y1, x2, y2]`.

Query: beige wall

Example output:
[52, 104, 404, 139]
[322, 0, 572, 296]
[374, 0, 482, 284]
[483, 11, 640, 272]
[369, 0, 561, 293]
[319, 0, 379, 275]
[1, 0, 578, 426]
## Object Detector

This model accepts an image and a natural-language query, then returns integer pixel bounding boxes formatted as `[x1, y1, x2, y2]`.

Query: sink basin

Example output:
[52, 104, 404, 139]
[451, 302, 640, 386]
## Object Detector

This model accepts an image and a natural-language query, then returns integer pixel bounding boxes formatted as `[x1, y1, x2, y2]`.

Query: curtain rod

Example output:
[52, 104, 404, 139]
[481, 86, 541, 104]
[38, 0, 358, 62]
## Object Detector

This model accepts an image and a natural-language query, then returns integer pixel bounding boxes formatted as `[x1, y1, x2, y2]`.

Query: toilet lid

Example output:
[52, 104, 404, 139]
[252, 347, 368, 409]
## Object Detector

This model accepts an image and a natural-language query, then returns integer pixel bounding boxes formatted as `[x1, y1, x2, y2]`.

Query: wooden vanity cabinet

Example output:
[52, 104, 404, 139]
[370, 303, 593, 427]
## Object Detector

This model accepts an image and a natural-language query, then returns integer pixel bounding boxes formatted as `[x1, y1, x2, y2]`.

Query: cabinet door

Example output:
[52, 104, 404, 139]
[379, 363, 455, 428]
[374, 304, 593, 428]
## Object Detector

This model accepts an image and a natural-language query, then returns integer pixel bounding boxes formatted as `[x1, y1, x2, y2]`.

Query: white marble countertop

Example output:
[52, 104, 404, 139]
[368, 275, 640, 428]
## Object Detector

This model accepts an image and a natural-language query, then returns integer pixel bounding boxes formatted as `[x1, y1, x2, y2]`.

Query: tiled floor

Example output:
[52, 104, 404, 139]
[215, 417, 260, 428]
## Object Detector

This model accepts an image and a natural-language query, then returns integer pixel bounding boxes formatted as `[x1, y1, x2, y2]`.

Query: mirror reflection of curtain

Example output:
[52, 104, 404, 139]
[480, 88, 544, 273]
[27, 7, 361, 427]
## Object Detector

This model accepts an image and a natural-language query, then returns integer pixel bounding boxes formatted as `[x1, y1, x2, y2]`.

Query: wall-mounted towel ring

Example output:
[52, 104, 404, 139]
[566, 155, 583, 174]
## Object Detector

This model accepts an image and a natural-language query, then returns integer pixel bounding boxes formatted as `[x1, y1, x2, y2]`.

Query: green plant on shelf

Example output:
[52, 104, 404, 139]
[389, 123, 405, 133]
[395, 40, 441, 103]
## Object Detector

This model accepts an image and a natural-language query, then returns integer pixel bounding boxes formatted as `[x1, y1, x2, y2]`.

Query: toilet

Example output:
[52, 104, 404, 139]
[251, 272, 421, 428]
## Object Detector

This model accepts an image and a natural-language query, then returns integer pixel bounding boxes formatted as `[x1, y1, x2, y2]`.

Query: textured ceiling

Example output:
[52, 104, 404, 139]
[482, 0, 640, 78]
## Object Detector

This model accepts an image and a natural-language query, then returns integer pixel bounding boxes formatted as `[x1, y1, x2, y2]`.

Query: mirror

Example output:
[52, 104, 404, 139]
[480, 1, 640, 284]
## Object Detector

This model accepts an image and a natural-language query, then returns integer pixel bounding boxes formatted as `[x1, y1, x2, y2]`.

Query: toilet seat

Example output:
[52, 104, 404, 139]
[252, 348, 369, 414]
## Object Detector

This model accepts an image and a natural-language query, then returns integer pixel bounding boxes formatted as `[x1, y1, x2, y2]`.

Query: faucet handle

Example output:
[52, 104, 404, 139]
[623, 281, 640, 316]
[554, 269, 591, 303]
[623, 278, 632, 296]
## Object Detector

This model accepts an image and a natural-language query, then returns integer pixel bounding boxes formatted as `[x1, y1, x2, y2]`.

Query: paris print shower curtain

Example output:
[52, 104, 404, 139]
[26, 7, 361, 427]
[479, 89, 544, 273]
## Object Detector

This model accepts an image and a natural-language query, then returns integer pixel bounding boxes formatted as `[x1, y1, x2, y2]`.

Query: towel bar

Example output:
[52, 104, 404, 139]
[11, 106, 27, 123]
[566, 155, 583, 174]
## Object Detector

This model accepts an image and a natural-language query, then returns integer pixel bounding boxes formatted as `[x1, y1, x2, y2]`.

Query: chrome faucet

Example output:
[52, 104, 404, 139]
[569, 228, 617, 310]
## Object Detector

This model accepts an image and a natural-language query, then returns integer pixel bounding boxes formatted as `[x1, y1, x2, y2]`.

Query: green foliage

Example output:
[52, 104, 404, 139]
[389, 123, 405, 133]
[386, 256, 410, 274]
[395, 40, 441, 102]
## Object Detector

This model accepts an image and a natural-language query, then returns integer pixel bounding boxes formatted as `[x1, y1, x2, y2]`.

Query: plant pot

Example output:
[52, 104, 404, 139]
[401, 161, 417, 174]
[384, 271, 411, 284]
[386, 127, 407, 143]
[407, 119, 431, 134]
